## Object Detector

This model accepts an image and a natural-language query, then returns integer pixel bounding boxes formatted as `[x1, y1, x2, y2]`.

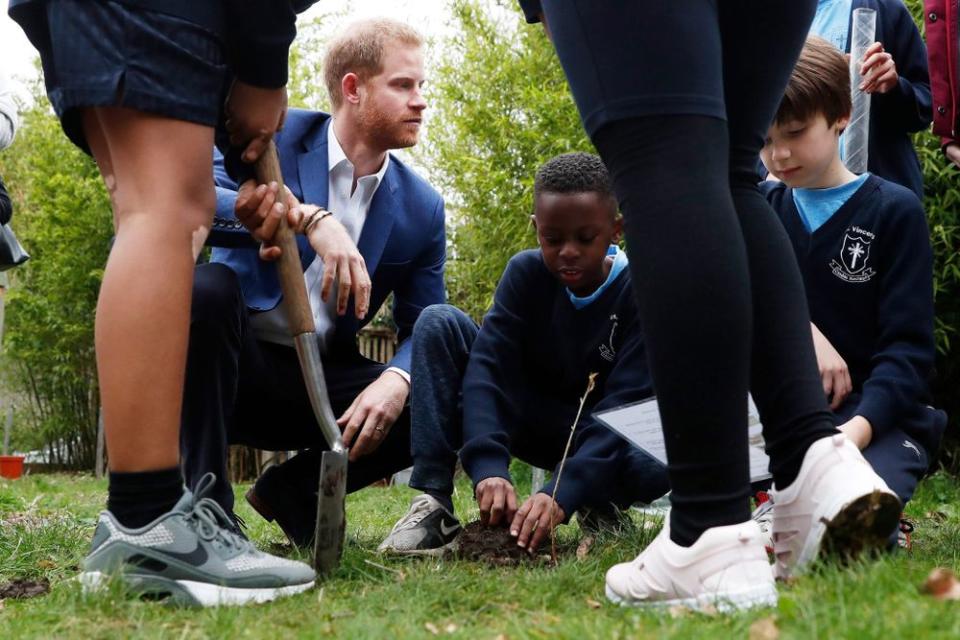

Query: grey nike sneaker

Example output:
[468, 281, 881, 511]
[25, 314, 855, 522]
[378, 494, 461, 556]
[79, 473, 315, 607]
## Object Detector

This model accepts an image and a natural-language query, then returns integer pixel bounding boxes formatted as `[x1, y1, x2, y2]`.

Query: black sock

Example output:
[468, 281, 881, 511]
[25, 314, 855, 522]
[107, 466, 184, 529]
[425, 489, 454, 516]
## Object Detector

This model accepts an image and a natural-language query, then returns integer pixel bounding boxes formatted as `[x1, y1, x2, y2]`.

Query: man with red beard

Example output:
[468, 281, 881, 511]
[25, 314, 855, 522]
[180, 18, 446, 547]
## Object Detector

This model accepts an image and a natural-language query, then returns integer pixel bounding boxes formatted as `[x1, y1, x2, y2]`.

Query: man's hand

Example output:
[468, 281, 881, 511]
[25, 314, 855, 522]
[224, 81, 287, 164]
[233, 182, 372, 316]
[838, 415, 873, 450]
[297, 204, 372, 318]
[338, 371, 409, 462]
[946, 142, 960, 169]
[859, 42, 899, 94]
[475, 477, 517, 527]
[811, 323, 852, 410]
[511, 493, 565, 553]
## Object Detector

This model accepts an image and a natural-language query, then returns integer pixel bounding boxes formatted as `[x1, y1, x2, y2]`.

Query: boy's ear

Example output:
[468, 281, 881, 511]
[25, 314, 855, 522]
[611, 213, 623, 244]
[529, 214, 538, 230]
[835, 114, 851, 135]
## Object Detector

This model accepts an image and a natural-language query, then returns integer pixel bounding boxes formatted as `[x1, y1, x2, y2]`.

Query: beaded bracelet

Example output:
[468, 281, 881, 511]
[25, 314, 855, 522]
[303, 208, 333, 235]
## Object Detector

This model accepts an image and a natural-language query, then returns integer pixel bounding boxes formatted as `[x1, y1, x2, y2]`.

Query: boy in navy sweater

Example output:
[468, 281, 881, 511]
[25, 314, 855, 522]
[810, 0, 932, 198]
[760, 37, 946, 516]
[379, 153, 668, 555]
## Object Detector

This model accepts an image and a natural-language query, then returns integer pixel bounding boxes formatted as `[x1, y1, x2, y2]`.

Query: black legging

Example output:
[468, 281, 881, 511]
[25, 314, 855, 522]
[542, 0, 837, 545]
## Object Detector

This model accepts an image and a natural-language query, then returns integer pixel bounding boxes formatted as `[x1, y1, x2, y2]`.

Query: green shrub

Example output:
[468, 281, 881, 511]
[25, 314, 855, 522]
[0, 80, 112, 468]
[420, 0, 590, 320]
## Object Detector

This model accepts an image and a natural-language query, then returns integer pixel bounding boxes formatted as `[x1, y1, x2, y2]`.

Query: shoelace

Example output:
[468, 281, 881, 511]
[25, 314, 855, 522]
[751, 497, 775, 524]
[184, 473, 252, 553]
[395, 498, 435, 531]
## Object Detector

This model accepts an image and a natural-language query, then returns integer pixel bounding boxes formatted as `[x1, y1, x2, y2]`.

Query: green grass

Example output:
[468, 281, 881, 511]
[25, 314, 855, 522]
[2, 467, 960, 639]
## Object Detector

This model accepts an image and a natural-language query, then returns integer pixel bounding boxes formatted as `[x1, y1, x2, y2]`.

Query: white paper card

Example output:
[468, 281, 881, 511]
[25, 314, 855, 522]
[594, 395, 771, 483]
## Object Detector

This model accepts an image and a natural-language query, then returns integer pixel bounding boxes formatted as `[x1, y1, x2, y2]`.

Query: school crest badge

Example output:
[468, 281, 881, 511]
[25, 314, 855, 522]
[830, 229, 876, 283]
[599, 314, 618, 362]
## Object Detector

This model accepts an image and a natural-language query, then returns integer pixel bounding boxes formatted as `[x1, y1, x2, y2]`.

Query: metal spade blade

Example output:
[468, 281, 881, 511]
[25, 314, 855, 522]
[255, 142, 348, 575]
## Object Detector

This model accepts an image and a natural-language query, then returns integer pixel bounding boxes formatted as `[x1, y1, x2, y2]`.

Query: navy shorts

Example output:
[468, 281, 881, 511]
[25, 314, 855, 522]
[19, 0, 227, 153]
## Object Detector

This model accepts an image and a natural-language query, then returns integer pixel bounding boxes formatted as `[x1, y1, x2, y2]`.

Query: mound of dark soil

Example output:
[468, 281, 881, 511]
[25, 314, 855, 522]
[0, 578, 49, 600]
[456, 521, 541, 566]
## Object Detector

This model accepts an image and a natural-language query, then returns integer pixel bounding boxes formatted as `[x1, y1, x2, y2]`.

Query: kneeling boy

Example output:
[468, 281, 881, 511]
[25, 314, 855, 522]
[379, 152, 668, 555]
[760, 37, 946, 518]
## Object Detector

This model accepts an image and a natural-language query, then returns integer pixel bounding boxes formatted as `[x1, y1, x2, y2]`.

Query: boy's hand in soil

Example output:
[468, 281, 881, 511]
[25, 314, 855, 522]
[511, 493, 565, 553]
[475, 478, 517, 527]
[224, 80, 288, 163]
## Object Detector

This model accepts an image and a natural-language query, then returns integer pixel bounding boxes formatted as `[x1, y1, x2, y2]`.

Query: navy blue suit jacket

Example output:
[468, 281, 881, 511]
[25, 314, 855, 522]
[207, 109, 446, 373]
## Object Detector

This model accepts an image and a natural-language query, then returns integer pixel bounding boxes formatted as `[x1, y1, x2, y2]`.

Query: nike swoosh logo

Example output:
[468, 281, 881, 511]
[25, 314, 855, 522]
[439, 520, 460, 536]
[902, 440, 922, 459]
[156, 543, 209, 566]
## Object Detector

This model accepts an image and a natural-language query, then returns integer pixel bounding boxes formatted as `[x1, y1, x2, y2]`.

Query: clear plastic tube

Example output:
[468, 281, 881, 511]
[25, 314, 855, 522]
[843, 8, 877, 174]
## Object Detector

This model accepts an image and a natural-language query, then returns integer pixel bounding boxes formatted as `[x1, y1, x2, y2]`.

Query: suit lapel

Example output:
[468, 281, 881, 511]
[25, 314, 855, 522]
[293, 119, 333, 268]
[296, 119, 331, 210]
[357, 166, 398, 277]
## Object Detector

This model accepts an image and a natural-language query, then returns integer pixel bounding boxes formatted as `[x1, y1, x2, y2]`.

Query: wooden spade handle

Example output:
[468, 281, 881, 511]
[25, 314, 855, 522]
[254, 141, 316, 335]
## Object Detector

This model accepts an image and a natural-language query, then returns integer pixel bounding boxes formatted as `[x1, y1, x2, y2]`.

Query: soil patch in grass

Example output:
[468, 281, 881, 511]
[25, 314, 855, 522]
[456, 521, 546, 566]
[0, 578, 50, 600]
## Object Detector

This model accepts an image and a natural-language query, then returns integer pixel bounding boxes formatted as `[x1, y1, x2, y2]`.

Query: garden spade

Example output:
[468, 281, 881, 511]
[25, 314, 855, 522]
[255, 141, 347, 576]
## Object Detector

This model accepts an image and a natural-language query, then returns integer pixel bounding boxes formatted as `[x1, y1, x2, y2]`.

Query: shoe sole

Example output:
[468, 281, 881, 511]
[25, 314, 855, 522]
[787, 489, 901, 576]
[79, 570, 314, 607]
[378, 536, 460, 557]
[820, 490, 902, 561]
[604, 582, 778, 613]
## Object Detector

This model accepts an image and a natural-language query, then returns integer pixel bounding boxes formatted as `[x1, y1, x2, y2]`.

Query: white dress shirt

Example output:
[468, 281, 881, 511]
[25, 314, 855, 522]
[250, 120, 391, 357]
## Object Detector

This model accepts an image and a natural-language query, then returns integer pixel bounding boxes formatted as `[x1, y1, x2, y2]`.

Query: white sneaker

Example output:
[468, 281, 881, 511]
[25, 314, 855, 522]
[604, 519, 777, 612]
[770, 433, 901, 579]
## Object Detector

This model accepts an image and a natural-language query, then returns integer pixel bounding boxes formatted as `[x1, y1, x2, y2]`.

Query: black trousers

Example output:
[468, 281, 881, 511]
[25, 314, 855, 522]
[543, 0, 838, 544]
[180, 263, 412, 513]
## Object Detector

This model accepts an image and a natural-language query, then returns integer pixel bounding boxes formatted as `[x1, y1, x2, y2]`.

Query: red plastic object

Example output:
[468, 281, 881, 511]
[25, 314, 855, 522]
[0, 455, 25, 479]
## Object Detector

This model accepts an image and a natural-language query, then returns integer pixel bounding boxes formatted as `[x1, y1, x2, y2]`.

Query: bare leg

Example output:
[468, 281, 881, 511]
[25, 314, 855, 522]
[83, 107, 214, 472]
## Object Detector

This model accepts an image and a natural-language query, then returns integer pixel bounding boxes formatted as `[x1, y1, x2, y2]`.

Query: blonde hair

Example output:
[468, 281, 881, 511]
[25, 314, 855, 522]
[323, 18, 423, 109]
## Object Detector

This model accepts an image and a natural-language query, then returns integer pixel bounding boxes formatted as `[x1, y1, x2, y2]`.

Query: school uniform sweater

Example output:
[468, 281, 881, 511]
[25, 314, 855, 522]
[459, 249, 653, 516]
[763, 175, 937, 440]
[8, 0, 316, 88]
[840, 0, 933, 198]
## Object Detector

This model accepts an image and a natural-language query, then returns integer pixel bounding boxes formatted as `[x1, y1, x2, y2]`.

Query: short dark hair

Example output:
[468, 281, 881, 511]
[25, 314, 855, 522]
[775, 36, 851, 127]
[534, 152, 616, 205]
